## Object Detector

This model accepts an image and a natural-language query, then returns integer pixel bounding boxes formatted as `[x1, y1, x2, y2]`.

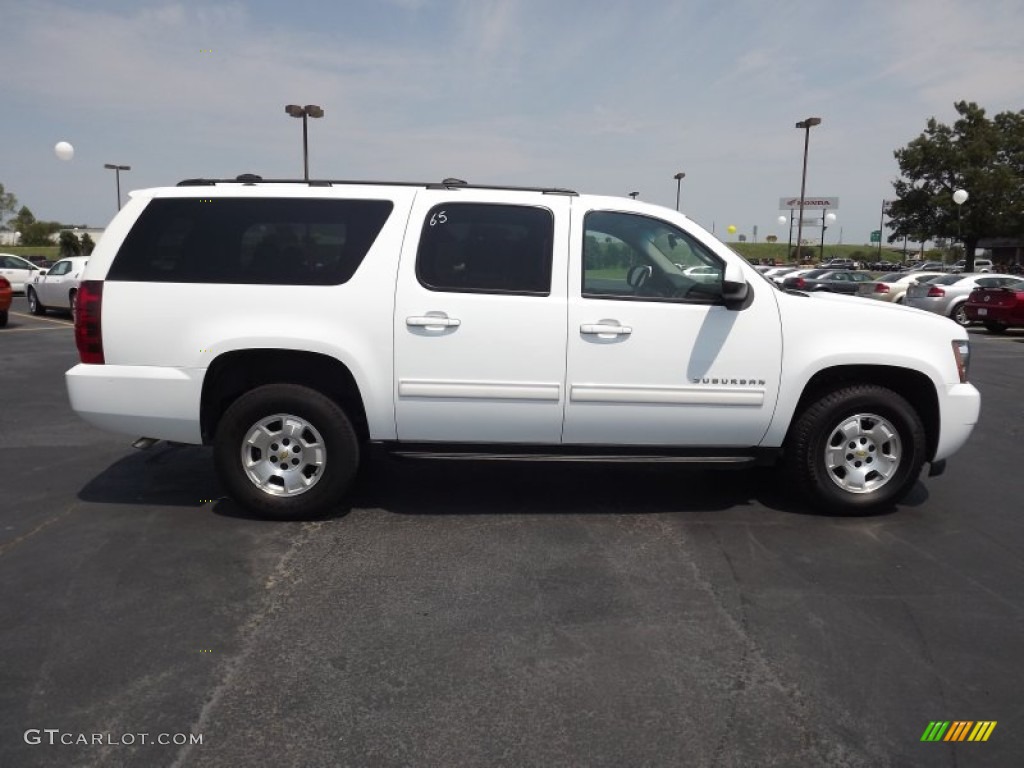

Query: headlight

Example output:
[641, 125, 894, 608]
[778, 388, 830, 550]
[951, 339, 970, 383]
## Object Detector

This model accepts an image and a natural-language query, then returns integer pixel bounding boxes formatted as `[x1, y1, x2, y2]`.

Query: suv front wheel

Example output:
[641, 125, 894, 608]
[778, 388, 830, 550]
[214, 383, 360, 519]
[785, 385, 926, 514]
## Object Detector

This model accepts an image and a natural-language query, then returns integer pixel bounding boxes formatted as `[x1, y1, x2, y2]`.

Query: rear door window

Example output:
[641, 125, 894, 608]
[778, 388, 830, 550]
[107, 197, 394, 285]
[415, 203, 553, 295]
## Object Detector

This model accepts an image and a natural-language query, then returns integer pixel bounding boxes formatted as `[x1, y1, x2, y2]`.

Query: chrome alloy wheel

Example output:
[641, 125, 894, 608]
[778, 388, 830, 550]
[824, 413, 902, 494]
[952, 303, 969, 326]
[240, 413, 326, 496]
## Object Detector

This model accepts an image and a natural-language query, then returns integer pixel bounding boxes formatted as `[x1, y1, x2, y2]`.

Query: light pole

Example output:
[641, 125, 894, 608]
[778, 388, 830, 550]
[784, 209, 795, 259]
[819, 211, 836, 261]
[878, 199, 890, 261]
[285, 104, 325, 181]
[794, 117, 821, 262]
[103, 163, 131, 211]
[953, 188, 968, 265]
[628, 191, 639, 200]
[673, 172, 686, 211]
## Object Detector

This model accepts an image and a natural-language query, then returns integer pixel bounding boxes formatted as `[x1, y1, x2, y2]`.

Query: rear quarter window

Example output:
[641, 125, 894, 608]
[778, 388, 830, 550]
[106, 197, 393, 285]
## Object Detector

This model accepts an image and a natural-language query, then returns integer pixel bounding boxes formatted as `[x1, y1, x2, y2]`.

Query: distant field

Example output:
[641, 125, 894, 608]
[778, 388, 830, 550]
[726, 242, 917, 264]
[1, 246, 61, 259]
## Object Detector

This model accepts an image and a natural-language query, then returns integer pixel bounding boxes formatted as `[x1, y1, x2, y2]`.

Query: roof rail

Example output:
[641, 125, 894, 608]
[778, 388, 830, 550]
[175, 177, 577, 195]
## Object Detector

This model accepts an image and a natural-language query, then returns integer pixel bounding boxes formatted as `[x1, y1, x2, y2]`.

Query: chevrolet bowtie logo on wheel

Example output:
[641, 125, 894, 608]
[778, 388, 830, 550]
[921, 721, 997, 742]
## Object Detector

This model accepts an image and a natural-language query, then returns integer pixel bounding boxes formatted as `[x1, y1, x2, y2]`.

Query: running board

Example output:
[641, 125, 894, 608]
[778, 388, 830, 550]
[390, 452, 758, 464]
[379, 443, 777, 466]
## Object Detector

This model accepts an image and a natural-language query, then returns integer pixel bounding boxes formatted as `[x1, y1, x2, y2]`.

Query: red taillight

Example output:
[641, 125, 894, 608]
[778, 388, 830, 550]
[926, 285, 946, 297]
[793, 277, 806, 289]
[75, 280, 104, 364]
[873, 283, 889, 293]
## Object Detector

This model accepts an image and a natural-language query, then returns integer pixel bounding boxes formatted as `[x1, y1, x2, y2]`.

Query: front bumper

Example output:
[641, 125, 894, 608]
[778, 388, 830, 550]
[932, 382, 981, 462]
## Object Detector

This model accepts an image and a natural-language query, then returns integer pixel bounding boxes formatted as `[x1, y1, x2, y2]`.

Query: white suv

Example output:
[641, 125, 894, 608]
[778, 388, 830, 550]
[952, 258, 994, 273]
[66, 176, 980, 518]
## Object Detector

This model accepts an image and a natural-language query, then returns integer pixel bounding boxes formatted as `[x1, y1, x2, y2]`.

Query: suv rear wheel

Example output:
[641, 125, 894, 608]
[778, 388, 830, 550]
[785, 385, 925, 514]
[214, 383, 360, 519]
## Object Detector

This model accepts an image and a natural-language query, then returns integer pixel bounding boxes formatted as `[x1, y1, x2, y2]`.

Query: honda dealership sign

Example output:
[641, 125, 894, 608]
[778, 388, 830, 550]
[779, 196, 839, 209]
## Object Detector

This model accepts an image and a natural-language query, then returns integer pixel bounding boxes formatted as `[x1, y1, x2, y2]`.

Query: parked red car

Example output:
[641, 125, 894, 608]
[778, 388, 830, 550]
[0, 275, 12, 327]
[965, 278, 1024, 333]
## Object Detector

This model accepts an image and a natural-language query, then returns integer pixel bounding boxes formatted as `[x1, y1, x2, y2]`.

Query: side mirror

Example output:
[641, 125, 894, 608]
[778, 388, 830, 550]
[722, 262, 749, 306]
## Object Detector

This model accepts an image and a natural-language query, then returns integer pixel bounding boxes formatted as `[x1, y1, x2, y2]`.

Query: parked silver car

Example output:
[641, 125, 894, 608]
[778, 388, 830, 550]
[904, 272, 1019, 325]
[856, 271, 946, 304]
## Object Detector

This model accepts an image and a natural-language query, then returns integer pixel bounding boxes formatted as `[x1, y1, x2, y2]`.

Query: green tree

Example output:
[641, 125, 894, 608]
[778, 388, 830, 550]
[887, 101, 1024, 272]
[0, 183, 16, 225]
[21, 220, 62, 246]
[10, 205, 35, 238]
[80, 232, 96, 255]
[59, 230, 82, 257]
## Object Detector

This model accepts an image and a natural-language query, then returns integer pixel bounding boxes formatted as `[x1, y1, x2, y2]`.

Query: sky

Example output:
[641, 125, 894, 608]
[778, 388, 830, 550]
[1, 0, 1023, 246]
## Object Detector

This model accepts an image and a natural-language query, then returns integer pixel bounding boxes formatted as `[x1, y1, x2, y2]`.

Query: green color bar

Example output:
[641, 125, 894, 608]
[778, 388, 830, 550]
[921, 721, 950, 742]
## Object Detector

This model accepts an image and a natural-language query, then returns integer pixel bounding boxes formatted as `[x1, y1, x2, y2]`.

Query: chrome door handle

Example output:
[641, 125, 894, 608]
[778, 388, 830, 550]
[406, 315, 461, 328]
[580, 323, 632, 336]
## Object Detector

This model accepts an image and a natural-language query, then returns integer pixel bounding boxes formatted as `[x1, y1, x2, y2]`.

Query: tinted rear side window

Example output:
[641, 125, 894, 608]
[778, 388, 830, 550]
[416, 203, 553, 295]
[107, 197, 393, 285]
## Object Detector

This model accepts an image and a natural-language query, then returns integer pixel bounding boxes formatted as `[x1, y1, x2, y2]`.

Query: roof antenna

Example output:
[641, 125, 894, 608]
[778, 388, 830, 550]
[442, 177, 467, 187]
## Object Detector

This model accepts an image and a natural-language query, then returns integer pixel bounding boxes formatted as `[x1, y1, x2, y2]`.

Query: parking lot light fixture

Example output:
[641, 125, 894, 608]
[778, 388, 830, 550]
[820, 211, 836, 261]
[794, 117, 822, 260]
[103, 163, 131, 211]
[285, 104, 325, 181]
[673, 172, 686, 211]
[953, 188, 968, 260]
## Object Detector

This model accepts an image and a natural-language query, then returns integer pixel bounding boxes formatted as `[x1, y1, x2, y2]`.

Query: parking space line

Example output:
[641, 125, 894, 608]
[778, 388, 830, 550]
[9, 311, 74, 326]
[0, 506, 76, 557]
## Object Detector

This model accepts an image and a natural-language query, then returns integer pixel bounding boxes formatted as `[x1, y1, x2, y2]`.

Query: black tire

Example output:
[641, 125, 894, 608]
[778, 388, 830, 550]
[214, 383, 360, 520]
[0, 309, 7, 328]
[984, 321, 1008, 334]
[951, 303, 970, 326]
[785, 385, 926, 514]
[27, 288, 45, 315]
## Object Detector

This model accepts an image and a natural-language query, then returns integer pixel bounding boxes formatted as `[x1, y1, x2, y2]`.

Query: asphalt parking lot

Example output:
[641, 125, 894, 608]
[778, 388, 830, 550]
[2, 294, 1023, 768]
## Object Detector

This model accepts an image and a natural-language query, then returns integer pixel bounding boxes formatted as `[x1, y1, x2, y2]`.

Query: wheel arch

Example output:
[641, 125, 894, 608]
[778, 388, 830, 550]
[200, 349, 369, 445]
[785, 365, 939, 461]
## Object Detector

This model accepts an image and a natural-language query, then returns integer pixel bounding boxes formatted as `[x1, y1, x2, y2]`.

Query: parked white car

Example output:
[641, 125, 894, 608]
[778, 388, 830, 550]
[26, 256, 89, 317]
[66, 176, 979, 519]
[0, 253, 47, 292]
